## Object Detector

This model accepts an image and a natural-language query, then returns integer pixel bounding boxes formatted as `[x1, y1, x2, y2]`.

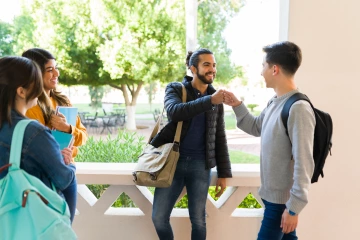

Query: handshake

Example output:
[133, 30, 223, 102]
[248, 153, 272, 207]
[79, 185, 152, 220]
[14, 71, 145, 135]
[211, 89, 242, 107]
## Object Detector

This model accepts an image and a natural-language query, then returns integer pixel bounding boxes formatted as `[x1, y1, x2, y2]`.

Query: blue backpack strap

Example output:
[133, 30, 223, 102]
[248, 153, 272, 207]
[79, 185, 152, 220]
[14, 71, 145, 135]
[281, 93, 313, 137]
[8, 119, 35, 172]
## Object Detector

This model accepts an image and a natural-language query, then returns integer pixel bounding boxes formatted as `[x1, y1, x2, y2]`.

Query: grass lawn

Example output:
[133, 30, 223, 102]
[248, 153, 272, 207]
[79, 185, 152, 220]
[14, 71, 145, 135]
[229, 150, 260, 164]
[224, 110, 260, 130]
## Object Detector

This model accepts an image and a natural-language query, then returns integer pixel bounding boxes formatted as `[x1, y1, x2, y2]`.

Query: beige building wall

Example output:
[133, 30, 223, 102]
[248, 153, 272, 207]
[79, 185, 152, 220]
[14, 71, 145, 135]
[288, 0, 360, 239]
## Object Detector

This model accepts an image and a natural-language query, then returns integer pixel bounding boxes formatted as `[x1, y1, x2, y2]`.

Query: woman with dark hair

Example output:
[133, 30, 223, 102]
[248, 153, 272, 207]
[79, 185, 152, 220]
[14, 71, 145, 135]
[0, 56, 76, 198]
[22, 48, 87, 223]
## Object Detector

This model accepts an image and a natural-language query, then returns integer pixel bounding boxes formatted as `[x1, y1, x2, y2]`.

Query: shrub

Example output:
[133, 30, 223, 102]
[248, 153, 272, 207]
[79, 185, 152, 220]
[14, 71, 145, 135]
[77, 131, 145, 207]
[76, 131, 145, 163]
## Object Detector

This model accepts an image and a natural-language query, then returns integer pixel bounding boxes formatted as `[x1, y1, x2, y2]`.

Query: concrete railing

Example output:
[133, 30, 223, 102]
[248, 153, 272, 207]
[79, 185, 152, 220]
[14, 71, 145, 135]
[73, 163, 263, 240]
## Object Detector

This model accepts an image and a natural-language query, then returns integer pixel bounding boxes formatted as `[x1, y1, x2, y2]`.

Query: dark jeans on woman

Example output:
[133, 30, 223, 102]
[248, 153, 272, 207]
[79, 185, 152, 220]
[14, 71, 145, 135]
[62, 177, 77, 223]
[257, 199, 298, 240]
[152, 155, 211, 240]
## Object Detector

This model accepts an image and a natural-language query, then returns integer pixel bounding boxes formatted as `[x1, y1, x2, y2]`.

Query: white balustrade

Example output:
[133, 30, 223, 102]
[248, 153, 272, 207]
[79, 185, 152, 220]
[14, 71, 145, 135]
[73, 163, 263, 240]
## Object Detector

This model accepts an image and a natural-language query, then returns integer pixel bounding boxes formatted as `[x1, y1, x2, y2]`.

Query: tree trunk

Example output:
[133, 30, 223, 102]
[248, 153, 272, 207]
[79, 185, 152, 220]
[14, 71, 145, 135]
[125, 105, 137, 130]
[109, 82, 143, 131]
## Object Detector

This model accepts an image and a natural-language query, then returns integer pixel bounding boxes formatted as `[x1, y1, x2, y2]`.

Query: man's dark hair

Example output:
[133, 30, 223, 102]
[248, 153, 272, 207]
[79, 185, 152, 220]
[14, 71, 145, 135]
[263, 41, 302, 75]
[186, 48, 213, 70]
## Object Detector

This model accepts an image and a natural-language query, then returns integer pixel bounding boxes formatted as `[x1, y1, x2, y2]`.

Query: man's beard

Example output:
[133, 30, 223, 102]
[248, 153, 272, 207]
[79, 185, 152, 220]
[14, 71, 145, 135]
[198, 71, 215, 84]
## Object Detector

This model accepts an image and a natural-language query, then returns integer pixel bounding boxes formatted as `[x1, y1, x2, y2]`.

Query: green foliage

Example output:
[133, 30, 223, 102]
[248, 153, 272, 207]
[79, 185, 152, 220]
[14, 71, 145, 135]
[208, 188, 261, 209]
[224, 112, 236, 130]
[11, 0, 245, 87]
[238, 193, 262, 209]
[77, 131, 145, 208]
[0, 21, 14, 56]
[87, 184, 137, 208]
[246, 103, 259, 112]
[76, 131, 145, 163]
[96, 0, 186, 86]
[197, 0, 245, 84]
[224, 110, 261, 130]
[8, 0, 246, 129]
[144, 81, 159, 107]
[229, 150, 260, 164]
[20, 0, 110, 86]
[88, 86, 105, 110]
[11, 13, 36, 55]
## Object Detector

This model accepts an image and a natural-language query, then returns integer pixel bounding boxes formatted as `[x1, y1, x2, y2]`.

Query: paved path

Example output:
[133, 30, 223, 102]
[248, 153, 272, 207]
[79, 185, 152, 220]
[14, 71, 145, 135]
[89, 119, 261, 156]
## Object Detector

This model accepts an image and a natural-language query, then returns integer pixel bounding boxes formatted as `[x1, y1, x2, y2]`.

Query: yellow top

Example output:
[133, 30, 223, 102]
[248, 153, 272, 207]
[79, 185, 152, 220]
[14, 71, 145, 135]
[26, 97, 87, 162]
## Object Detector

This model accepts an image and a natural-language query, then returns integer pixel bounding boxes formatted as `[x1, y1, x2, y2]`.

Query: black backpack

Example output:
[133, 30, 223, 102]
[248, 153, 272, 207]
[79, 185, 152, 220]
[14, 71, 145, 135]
[281, 93, 333, 183]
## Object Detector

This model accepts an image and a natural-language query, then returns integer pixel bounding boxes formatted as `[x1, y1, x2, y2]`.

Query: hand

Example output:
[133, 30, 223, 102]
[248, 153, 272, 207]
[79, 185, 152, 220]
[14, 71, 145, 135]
[223, 90, 242, 107]
[51, 112, 71, 133]
[281, 209, 298, 234]
[211, 89, 224, 105]
[61, 147, 74, 165]
[215, 178, 226, 198]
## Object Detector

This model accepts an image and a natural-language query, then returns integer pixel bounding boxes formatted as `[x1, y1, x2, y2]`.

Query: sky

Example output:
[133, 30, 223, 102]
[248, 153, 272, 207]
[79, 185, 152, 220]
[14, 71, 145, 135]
[0, 0, 21, 22]
[224, 0, 279, 83]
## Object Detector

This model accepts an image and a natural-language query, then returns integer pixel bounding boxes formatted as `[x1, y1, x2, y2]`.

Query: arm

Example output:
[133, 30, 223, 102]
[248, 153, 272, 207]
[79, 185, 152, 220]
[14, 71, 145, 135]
[70, 115, 87, 147]
[50, 100, 88, 159]
[27, 126, 76, 191]
[51, 98, 87, 146]
[164, 83, 213, 122]
[232, 103, 265, 137]
[51, 114, 87, 146]
[286, 101, 315, 214]
[224, 90, 264, 137]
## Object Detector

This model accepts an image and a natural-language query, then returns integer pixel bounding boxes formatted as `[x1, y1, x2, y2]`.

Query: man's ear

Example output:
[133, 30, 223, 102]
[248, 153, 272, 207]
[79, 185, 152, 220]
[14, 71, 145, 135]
[272, 65, 280, 75]
[190, 65, 197, 75]
[16, 87, 26, 99]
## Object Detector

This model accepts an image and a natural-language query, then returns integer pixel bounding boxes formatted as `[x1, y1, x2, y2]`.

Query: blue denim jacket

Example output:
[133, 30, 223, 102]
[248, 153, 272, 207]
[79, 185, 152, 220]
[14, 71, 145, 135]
[0, 110, 76, 191]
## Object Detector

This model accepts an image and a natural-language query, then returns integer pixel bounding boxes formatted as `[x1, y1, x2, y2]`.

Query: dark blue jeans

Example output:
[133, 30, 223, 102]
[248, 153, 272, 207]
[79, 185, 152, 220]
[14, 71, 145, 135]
[257, 199, 298, 240]
[152, 155, 211, 240]
[62, 177, 77, 223]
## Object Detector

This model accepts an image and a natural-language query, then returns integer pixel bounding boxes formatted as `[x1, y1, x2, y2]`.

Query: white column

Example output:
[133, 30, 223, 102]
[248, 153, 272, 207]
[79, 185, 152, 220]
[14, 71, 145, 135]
[185, 0, 198, 52]
[279, 0, 289, 41]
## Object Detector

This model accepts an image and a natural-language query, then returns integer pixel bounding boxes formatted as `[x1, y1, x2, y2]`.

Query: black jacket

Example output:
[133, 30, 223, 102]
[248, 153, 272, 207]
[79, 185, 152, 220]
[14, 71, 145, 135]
[151, 76, 232, 178]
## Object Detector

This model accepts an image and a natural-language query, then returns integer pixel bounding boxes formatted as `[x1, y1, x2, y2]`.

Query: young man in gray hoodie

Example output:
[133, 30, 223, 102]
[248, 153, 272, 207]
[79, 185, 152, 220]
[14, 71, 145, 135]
[224, 41, 315, 240]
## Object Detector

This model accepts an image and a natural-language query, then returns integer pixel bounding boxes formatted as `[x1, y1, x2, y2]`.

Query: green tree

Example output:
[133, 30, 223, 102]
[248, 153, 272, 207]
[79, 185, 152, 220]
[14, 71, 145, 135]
[93, 0, 186, 129]
[197, 0, 245, 84]
[144, 81, 159, 111]
[11, 12, 37, 55]
[17, 0, 185, 130]
[88, 86, 105, 110]
[0, 21, 14, 56]
[25, 0, 110, 87]
[12, 0, 244, 130]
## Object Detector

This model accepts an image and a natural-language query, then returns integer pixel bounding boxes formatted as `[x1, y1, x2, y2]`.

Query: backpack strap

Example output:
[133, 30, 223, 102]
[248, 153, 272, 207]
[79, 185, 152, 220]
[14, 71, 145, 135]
[8, 119, 35, 172]
[281, 93, 314, 136]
